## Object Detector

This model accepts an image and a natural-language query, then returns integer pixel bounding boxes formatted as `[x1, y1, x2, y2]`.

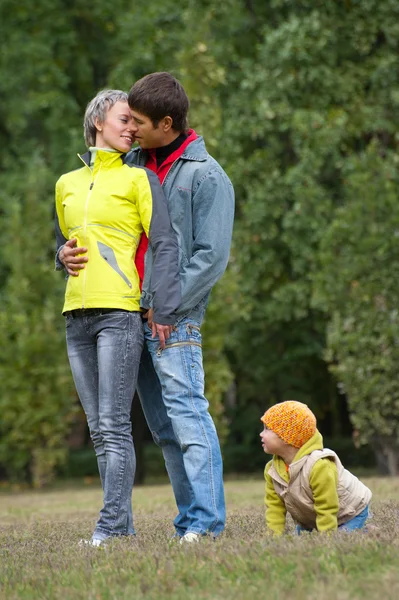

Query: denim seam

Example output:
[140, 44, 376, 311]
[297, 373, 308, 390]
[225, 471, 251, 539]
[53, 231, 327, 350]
[108, 313, 131, 536]
[176, 321, 219, 531]
[182, 341, 219, 533]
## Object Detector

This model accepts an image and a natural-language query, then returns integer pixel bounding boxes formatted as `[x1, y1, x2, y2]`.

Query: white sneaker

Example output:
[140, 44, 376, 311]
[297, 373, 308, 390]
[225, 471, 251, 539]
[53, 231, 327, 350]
[79, 538, 104, 547]
[180, 532, 201, 544]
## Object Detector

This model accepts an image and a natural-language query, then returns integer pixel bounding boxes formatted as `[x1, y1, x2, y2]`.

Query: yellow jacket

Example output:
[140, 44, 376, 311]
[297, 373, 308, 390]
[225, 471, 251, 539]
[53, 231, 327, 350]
[55, 149, 180, 324]
[264, 430, 372, 534]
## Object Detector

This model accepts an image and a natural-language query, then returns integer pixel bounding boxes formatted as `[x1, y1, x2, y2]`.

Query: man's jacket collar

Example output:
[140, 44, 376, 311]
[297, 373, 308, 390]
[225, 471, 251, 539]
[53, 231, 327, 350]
[128, 134, 208, 164]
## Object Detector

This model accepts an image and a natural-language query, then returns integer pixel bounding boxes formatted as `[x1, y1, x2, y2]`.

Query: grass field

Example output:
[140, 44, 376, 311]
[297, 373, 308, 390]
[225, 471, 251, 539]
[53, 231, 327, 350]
[1, 476, 399, 599]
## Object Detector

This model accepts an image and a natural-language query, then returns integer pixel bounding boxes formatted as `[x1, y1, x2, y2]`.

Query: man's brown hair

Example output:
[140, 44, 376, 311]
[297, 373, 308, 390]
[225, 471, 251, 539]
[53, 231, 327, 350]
[128, 72, 189, 132]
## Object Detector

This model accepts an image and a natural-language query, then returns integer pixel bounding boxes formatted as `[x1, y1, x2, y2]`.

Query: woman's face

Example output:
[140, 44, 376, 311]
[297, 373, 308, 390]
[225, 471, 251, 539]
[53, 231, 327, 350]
[95, 101, 134, 152]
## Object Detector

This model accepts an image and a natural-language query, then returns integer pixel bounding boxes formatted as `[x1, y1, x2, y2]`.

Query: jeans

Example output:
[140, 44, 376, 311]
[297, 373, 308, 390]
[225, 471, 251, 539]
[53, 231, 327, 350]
[66, 309, 143, 540]
[296, 505, 370, 534]
[339, 505, 370, 531]
[137, 317, 226, 537]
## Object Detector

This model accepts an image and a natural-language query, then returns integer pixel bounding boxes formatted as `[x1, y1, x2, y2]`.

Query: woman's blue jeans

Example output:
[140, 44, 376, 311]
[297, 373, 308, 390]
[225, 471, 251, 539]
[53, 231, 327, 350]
[137, 317, 226, 537]
[66, 309, 143, 541]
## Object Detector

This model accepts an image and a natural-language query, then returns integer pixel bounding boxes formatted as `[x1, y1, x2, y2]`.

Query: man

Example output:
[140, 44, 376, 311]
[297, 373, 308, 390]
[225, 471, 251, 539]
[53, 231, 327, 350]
[127, 72, 234, 543]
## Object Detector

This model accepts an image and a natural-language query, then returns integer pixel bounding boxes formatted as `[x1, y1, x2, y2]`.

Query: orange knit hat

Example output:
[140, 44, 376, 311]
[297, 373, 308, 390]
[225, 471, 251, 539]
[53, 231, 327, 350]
[261, 401, 316, 448]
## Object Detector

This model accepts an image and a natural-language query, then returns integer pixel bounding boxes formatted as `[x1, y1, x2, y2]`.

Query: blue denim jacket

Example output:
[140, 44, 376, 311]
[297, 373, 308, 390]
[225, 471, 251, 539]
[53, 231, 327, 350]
[125, 136, 235, 324]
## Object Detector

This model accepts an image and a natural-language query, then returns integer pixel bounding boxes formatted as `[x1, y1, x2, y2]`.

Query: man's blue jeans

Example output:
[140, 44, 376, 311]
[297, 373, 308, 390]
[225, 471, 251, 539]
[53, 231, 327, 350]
[66, 309, 143, 541]
[137, 317, 226, 537]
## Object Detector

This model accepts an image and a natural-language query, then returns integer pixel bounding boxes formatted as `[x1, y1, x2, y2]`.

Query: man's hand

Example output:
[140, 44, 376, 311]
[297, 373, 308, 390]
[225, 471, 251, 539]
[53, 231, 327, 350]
[59, 238, 88, 277]
[144, 308, 154, 327]
[144, 308, 173, 350]
[143, 309, 173, 349]
[152, 322, 173, 349]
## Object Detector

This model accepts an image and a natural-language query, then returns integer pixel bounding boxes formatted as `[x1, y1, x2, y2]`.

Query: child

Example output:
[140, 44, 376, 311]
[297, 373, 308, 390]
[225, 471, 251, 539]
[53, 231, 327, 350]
[260, 400, 372, 535]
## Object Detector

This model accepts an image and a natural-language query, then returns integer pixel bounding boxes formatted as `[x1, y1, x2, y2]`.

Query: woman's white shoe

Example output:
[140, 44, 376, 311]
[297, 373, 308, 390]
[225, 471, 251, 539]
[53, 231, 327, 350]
[179, 532, 200, 544]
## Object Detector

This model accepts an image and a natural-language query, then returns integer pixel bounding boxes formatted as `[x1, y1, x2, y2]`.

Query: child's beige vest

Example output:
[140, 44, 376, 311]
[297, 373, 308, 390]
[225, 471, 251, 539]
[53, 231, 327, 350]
[268, 449, 372, 529]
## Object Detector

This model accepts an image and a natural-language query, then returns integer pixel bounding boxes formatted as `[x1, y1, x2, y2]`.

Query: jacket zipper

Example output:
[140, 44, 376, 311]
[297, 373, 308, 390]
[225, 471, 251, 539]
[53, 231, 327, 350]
[79, 159, 102, 308]
[156, 340, 202, 357]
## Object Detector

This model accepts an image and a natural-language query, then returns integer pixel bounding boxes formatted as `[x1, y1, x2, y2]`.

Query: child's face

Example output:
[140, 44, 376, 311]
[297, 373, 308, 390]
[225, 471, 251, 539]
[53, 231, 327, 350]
[260, 425, 285, 455]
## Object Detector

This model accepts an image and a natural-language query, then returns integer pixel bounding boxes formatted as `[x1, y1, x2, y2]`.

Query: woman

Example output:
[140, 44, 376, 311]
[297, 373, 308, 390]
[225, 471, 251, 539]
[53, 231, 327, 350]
[55, 90, 180, 545]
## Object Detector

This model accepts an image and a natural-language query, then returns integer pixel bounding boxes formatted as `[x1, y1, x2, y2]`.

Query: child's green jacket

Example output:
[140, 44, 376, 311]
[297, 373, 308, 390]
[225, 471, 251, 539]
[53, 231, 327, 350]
[264, 430, 371, 534]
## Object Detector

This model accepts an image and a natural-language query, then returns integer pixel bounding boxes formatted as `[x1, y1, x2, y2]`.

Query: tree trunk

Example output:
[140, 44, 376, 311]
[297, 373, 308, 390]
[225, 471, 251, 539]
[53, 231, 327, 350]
[372, 436, 399, 476]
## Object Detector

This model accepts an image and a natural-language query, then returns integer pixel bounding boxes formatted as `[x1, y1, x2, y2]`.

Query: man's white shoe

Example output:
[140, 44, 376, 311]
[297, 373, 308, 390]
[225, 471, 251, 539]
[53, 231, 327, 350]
[180, 532, 201, 544]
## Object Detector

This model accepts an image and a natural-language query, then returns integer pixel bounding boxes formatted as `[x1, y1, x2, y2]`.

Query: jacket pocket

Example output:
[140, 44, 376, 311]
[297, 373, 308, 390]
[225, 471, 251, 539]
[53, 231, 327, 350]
[97, 241, 132, 288]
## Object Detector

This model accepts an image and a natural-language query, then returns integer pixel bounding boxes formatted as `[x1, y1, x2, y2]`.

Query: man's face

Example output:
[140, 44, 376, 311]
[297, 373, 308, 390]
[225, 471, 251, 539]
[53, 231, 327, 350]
[130, 109, 165, 149]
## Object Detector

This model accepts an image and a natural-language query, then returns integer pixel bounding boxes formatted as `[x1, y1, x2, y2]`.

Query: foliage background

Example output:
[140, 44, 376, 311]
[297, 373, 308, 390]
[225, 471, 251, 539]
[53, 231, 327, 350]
[1, 0, 399, 484]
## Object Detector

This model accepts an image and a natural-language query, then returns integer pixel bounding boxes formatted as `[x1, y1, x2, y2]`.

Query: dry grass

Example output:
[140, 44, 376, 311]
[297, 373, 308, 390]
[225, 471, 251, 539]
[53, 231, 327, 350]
[0, 477, 399, 599]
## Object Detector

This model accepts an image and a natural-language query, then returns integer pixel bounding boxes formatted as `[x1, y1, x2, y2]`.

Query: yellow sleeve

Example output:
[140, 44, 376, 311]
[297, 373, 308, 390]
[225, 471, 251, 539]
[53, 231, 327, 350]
[264, 462, 287, 535]
[55, 178, 68, 240]
[309, 458, 339, 532]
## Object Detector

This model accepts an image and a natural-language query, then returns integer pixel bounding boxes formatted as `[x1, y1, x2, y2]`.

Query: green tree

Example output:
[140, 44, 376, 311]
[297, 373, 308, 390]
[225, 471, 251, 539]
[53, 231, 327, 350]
[3, 0, 399, 481]
[0, 0, 136, 484]
[110, 0, 240, 438]
[0, 158, 77, 486]
[314, 145, 399, 474]
[207, 0, 399, 453]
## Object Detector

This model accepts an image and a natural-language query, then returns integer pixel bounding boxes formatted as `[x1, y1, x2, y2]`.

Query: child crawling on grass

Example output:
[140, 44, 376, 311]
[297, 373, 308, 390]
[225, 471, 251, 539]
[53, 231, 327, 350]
[260, 401, 372, 535]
